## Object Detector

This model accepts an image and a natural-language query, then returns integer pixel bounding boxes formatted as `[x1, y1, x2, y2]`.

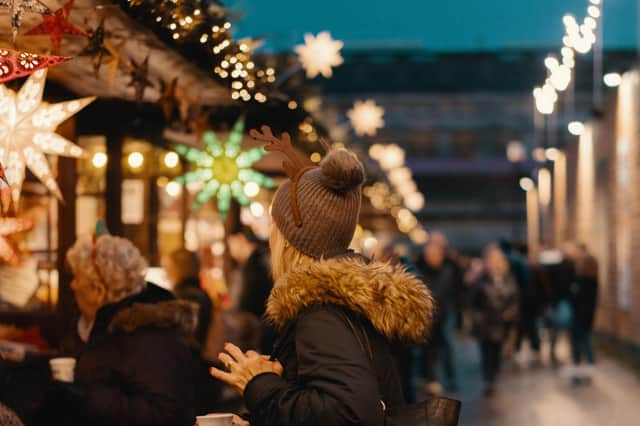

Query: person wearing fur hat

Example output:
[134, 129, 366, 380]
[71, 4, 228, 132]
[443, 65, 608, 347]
[36, 225, 202, 426]
[210, 128, 435, 426]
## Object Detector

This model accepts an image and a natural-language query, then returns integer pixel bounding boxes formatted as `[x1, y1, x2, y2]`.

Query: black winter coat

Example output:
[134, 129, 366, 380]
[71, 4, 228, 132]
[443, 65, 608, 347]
[174, 276, 213, 347]
[242, 256, 434, 426]
[570, 276, 598, 330]
[37, 284, 202, 426]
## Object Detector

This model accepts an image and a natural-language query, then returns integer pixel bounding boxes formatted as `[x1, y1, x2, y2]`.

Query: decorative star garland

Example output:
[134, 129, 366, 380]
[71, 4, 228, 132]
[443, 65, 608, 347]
[0, 0, 51, 44]
[25, 0, 88, 55]
[0, 47, 69, 84]
[175, 118, 275, 219]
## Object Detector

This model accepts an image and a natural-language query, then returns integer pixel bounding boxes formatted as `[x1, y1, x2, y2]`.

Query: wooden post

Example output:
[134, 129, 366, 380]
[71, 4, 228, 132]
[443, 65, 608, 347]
[106, 131, 123, 236]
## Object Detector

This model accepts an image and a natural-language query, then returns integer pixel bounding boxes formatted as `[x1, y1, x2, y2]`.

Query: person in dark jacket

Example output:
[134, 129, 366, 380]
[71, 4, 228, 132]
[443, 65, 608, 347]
[37, 228, 201, 426]
[569, 245, 598, 384]
[416, 241, 459, 394]
[210, 135, 435, 426]
[165, 248, 213, 348]
[472, 246, 519, 396]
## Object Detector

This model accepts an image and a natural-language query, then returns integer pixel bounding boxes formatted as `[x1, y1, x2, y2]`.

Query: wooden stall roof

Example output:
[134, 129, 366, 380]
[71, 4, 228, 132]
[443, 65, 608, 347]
[0, 0, 231, 105]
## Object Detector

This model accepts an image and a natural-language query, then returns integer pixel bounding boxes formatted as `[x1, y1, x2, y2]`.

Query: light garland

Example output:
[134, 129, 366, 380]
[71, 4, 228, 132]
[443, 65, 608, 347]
[533, 0, 602, 115]
[0, 69, 95, 203]
[175, 118, 275, 219]
[118, 0, 275, 103]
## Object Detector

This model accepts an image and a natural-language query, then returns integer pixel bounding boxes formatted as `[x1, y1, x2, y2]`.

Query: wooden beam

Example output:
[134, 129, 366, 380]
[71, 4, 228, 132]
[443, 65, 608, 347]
[106, 131, 124, 236]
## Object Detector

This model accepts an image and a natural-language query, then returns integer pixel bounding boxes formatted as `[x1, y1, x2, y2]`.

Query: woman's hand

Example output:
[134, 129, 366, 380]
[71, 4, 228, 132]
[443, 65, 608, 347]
[210, 343, 283, 395]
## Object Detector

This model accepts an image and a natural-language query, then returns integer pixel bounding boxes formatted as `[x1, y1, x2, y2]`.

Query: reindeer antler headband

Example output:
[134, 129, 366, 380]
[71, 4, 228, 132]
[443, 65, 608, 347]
[250, 125, 331, 227]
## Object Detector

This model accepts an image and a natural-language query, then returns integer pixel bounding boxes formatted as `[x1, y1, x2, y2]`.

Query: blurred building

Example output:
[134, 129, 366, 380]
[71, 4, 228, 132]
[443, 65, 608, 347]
[313, 49, 636, 253]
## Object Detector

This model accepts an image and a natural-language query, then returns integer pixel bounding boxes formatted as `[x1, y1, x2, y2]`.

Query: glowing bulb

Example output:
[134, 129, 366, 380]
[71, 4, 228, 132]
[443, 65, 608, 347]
[92, 152, 107, 168]
[568, 121, 584, 136]
[545, 147, 560, 161]
[250, 201, 265, 217]
[128, 152, 144, 169]
[288, 101, 298, 109]
[164, 152, 179, 168]
[533, 147, 547, 163]
[587, 5, 600, 18]
[404, 192, 425, 212]
[603, 72, 622, 88]
[519, 177, 534, 192]
[310, 152, 322, 163]
[243, 181, 260, 197]
[506, 140, 526, 163]
[166, 181, 182, 197]
[544, 56, 559, 71]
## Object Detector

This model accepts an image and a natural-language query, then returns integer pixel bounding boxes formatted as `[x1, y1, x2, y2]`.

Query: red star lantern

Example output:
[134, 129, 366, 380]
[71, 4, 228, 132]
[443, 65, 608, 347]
[25, 0, 87, 55]
[0, 217, 33, 266]
[0, 47, 69, 84]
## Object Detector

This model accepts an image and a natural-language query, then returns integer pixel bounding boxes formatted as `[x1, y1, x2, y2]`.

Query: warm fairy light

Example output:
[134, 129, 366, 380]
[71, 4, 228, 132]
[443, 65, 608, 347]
[0, 69, 94, 202]
[128, 152, 144, 169]
[506, 140, 526, 163]
[164, 152, 179, 168]
[568, 121, 585, 136]
[348, 100, 385, 136]
[288, 100, 298, 109]
[92, 152, 107, 168]
[175, 118, 275, 218]
[404, 192, 425, 212]
[409, 228, 429, 245]
[587, 5, 600, 18]
[532, 147, 547, 163]
[378, 145, 405, 170]
[166, 181, 181, 197]
[243, 181, 260, 197]
[295, 31, 344, 78]
[310, 152, 322, 163]
[519, 177, 535, 192]
[545, 147, 560, 161]
[604, 72, 622, 88]
[254, 92, 267, 103]
[250, 201, 264, 217]
[211, 241, 225, 256]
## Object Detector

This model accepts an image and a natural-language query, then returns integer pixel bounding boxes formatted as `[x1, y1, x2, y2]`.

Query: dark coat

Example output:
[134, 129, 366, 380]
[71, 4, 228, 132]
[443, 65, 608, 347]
[37, 284, 201, 426]
[174, 276, 213, 347]
[471, 273, 519, 342]
[415, 260, 458, 326]
[570, 276, 598, 330]
[238, 244, 272, 319]
[243, 256, 435, 426]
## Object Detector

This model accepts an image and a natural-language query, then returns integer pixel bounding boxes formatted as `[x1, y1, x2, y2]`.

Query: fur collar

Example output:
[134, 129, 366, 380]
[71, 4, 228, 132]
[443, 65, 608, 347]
[108, 300, 198, 336]
[266, 257, 435, 342]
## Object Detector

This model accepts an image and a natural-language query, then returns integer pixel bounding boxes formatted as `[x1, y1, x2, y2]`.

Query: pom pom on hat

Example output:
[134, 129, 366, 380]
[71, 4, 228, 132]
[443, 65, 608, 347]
[319, 149, 365, 194]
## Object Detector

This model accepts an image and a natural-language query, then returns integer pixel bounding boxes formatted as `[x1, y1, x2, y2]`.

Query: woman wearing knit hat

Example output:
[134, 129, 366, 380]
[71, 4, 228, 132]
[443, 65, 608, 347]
[210, 127, 435, 426]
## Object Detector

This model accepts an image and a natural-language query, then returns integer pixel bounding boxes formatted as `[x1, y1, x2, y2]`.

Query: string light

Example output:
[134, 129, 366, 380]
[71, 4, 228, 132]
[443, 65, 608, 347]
[164, 151, 179, 168]
[128, 152, 144, 169]
[92, 152, 108, 168]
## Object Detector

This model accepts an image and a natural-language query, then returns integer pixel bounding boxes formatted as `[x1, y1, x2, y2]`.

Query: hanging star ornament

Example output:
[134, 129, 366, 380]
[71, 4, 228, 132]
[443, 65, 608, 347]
[0, 0, 51, 44]
[295, 31, 344, 79]
[347, 99, 385, 137]
[175, 118, 275, 219]
[158, 77, 178, 121]
[0, 216, 33, 265]
[0, 69, 95, 204]
[103, 40, 130, 86]
[128, 55, 153, 102]
[0, 47, 69, 84]
[24, 0, 88, 55]
[80, 18, 110, 75]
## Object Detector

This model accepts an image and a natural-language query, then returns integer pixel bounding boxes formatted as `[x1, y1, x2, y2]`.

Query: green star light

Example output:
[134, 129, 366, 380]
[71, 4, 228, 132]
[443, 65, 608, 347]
[175, 118, 275, 219]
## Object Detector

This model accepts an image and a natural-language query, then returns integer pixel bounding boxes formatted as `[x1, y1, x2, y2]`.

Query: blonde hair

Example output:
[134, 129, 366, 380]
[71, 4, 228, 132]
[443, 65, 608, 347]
[269, 223, 314, 281]
[66, 234, 148, 304]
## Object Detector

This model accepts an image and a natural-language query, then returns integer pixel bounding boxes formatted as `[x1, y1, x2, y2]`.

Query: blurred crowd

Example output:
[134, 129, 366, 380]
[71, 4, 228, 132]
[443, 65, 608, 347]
[382, 232, 600, 400]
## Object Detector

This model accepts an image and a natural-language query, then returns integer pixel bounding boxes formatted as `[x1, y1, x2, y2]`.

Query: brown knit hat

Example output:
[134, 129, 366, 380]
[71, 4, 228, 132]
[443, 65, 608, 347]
[250, 126, 365, 259]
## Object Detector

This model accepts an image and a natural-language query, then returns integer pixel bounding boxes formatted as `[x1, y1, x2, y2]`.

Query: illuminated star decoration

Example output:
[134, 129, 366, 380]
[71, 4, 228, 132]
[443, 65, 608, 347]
[0, 69, 95, 204]
[175, 118, 275, 219]
[25, 0, 88, 55]
[295, 31, 344, 78]
[0, 0, 51, 44]
[0, 47, 69, 84]
[128, 55, 153, 102]
[347, 99, 385, 137]
[0, 216, 33, 266]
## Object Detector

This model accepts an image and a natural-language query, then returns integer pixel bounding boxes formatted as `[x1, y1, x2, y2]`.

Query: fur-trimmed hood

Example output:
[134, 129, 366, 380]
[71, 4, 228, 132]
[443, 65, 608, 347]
[108, 300, 198, 336]
[266, 257, 435, 342]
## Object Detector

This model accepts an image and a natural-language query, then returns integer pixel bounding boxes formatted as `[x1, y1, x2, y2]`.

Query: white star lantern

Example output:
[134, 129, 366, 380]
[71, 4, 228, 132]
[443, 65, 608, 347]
[348, 99, 385, 137]
[295, 31, 344, 79]
[0, 69, 95, 203]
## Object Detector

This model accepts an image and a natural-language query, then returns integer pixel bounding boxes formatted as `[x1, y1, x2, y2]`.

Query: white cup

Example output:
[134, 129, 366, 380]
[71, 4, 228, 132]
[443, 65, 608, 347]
[195, 413, 234, 426]
[49, 357, 76, 383]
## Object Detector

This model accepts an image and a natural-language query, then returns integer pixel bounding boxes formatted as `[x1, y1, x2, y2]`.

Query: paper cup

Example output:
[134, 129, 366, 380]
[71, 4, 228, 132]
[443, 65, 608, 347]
[195, 413, 234, 426]
[49, 357, 76, 383]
